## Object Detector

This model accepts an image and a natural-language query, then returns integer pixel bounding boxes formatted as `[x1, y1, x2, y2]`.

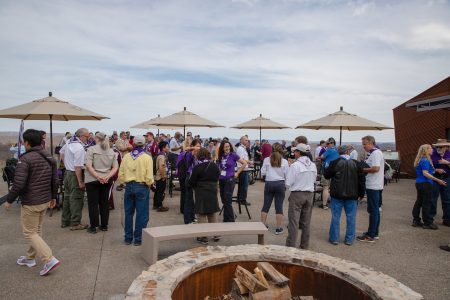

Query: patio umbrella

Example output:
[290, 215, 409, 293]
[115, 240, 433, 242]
[296, 106, 393, 145]
[131, 114, 182, 135]
[147, 107, 224, 136]
[231, 113, 291, 142]
[0, 92, 109, 155]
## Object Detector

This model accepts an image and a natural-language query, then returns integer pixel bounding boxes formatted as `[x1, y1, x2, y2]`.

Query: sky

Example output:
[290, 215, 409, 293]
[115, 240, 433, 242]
[0, 0, 449, 143]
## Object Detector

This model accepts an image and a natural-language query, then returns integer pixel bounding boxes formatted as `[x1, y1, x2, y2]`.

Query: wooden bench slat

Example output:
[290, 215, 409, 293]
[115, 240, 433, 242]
[142, 222, 268, 265]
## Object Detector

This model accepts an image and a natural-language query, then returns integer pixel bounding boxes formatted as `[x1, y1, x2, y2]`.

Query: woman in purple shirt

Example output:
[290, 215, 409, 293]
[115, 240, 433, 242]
[217, 140, 247, 222]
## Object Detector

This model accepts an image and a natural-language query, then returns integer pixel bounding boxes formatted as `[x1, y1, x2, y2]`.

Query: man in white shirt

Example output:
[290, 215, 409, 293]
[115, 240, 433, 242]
[285, 143, 317, 249]
[236, 136, 251, 204]
[60, 128, 90, 230]
[314, 140, 326, 160]
[357, 136, 384, 243]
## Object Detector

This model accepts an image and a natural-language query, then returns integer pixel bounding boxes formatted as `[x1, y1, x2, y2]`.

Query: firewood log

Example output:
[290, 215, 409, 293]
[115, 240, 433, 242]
[248, 283, 291, 300]
[253, 267, 269, 288]
[232, 278, 249, 295]
[235, 266, 268, 293]
[256, 262, 289, 287]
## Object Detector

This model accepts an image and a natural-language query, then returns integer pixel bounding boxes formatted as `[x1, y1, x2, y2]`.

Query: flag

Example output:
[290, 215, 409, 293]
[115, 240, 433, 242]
[18, 120, 24, 158]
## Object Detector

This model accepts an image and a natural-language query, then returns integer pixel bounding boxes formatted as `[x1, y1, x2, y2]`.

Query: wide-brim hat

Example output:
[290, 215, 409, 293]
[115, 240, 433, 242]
[433, 139, 450, 147]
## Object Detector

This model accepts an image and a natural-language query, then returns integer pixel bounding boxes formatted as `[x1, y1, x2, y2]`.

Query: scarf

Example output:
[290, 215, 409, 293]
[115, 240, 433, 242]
[69, 136, 82, 144]
[130, 146, 145, 160]
[340, 154, 351, 160]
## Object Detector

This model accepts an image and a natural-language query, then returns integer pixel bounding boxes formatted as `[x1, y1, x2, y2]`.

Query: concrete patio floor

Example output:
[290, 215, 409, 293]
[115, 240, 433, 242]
[0, 178, 449, 300]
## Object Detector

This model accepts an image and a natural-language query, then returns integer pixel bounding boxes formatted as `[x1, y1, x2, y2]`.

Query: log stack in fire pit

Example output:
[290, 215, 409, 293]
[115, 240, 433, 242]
[205, 262, 314, 300]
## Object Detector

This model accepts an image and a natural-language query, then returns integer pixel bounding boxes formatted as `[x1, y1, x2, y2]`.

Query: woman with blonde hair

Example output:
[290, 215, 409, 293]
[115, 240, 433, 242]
[261, 142, 289, 234]
[412, 144, 446, 229]
[85, 132, 119, 233]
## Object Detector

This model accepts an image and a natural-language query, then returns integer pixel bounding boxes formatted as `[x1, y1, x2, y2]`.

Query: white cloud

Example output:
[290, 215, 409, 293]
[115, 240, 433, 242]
[0, 0, 449, 142]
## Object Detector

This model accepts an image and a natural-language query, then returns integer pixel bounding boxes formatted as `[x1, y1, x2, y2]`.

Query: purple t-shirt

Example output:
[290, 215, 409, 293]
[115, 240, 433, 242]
[431, 148, 450, 175]
[219, 152, 240, 180]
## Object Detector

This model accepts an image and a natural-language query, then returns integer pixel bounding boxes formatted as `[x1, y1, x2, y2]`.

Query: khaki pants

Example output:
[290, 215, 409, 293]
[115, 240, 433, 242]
[286, 191, 313, 249]
[62, 170, 85, 226]
[21, 202, 53, 263]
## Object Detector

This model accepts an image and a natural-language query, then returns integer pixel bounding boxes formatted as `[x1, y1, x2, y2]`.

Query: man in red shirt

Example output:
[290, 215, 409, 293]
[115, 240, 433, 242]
[261, 139, 272, 162]
[144, 132, 159, 157]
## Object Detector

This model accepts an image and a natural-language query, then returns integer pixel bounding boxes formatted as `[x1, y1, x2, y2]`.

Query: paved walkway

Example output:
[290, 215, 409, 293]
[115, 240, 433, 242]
[0, 179, 449, 300]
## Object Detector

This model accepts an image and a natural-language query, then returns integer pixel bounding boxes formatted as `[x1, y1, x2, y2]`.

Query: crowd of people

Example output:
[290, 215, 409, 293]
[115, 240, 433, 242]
[3, 128, 450, 277]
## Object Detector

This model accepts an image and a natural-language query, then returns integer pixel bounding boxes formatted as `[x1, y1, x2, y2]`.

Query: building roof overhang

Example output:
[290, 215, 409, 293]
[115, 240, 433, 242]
[406, 94, 450, 112]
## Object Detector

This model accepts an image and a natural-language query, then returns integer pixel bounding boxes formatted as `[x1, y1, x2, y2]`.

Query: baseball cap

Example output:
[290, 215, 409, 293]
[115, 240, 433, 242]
[294, 143, 310, 153]
[337, 145, 349, 155]
[134, 135, 145, 146]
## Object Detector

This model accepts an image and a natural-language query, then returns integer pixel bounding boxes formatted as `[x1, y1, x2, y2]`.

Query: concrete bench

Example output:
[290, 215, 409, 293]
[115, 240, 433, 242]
[142, 222, 268, 265]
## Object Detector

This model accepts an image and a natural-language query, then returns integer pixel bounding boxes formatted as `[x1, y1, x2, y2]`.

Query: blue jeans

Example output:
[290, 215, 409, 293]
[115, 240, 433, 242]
[237, 172, 249, 202]
[262, 180, 285, 214]
[431, 177, 450, 221]
[366, 189, 381, 238]
[329, 198, 357, 244]
[124, 182, 150, 243]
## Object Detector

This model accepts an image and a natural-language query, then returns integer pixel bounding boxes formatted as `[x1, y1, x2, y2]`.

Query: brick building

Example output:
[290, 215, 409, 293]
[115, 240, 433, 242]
[393, 76, 450, 176]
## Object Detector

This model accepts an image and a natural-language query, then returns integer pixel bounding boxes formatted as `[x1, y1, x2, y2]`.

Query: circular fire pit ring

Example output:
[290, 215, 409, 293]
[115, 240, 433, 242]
[126, 244, 423, 300]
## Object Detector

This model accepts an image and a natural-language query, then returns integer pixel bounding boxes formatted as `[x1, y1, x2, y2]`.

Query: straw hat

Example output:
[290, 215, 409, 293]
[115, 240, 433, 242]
[432, 139, 450, 147]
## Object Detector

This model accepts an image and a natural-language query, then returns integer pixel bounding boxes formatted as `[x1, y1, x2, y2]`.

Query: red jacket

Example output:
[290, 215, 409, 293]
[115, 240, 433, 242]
[261, 143, 272, 161]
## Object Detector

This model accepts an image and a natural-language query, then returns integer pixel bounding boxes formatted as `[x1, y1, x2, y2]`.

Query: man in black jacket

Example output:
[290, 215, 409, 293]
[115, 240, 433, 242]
[3, 129, 60, 276]
[324, 145, 365, 246]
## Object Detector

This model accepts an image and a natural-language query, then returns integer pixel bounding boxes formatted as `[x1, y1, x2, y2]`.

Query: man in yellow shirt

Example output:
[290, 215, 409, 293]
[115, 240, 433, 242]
[118, 135, 154, 246]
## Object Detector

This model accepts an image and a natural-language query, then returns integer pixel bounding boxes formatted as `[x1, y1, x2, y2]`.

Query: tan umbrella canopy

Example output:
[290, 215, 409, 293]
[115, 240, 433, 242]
[131, 114, 182, 135]
[147, 107, 224, 136]
[0, 92, 109, 154]
[296, 106, 393, 145]
[231, 113, 291, 141]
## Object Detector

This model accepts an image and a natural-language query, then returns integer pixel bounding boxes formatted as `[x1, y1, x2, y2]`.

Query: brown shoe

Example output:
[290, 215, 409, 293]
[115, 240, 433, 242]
[70, 224, 89, 231]
[157, 206, 169, 212]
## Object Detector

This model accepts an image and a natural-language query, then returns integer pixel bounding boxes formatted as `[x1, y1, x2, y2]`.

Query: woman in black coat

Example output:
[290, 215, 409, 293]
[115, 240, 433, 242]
[189, 148, 220, 244]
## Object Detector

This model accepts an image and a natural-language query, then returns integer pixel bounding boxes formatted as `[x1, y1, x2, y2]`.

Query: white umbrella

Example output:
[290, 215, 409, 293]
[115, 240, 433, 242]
[147, 107, 224, 136]
[296, 106, 393, 145]
[231, 114, 291, 142]
[0, 92, 109, 154]
[131, 114, 182, 135]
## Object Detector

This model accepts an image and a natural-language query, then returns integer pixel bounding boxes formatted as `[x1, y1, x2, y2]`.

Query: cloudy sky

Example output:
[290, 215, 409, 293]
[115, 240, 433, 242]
[0, 0, 449, 143]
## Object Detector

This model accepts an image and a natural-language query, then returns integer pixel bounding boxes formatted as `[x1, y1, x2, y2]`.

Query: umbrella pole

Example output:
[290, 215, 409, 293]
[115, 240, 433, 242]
[339, 126, 342, 146]
[259, 127, 262, 143]
[183, 125, 186, 138]
[157, 129, 160, 136]
[50, 114, 54, 156]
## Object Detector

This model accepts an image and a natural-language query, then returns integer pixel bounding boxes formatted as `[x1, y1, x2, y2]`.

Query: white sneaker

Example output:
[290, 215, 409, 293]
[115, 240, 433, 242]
[17, 256, 36, 267]
[39, 256, 60, 276]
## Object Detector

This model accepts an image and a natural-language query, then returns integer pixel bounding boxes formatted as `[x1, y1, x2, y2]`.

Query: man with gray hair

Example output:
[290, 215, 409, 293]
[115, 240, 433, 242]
[285, 143, 317, 249]
[60, 128, 90, 230]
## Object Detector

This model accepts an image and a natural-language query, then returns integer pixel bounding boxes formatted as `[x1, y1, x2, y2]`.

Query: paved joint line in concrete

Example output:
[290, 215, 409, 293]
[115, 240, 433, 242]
[91, 231, 106, 300]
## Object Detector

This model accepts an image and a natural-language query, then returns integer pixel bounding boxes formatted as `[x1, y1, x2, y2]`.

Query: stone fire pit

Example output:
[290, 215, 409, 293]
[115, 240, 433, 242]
[126, 244, 423, 300]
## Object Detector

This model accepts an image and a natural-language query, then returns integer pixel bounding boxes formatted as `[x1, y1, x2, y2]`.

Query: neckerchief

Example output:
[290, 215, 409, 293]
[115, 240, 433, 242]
[340, 154, 350, 160]
[130, 146, 145, 160]
[69, 136, 84, 145]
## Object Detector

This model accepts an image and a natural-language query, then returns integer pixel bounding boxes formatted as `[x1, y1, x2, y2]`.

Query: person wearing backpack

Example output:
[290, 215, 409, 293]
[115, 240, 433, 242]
[189, 148, 221, 245]
[153, 141, 170, 212]
[3, 129, 60, 276]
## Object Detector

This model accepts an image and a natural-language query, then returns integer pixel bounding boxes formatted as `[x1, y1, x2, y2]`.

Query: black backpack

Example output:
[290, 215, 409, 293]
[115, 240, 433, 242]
[177, 153, 188, 180]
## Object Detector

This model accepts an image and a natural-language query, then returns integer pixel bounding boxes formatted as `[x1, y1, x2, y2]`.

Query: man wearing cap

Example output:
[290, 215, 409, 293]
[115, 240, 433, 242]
[324, 145, 366, 245]
[357, 135, 384, 243]
[430, 139, 450, 227]
[285, 143, 317, 250]
[118, 135, 154, 246]
[144, 132, 159, 158]
[317, 137, 340, 209]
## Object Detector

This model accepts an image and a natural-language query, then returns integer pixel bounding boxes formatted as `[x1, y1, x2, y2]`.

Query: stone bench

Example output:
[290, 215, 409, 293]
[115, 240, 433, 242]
[141, 222, 268, 265]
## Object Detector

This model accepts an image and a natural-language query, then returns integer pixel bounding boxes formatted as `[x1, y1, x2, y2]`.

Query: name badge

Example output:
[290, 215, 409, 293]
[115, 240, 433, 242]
[221, 170, 226, 176]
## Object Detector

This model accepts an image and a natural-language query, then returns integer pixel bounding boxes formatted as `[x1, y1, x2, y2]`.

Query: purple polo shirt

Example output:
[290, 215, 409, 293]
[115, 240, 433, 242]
[219, 152, 240, 180]
[431, 148, 450, 175]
